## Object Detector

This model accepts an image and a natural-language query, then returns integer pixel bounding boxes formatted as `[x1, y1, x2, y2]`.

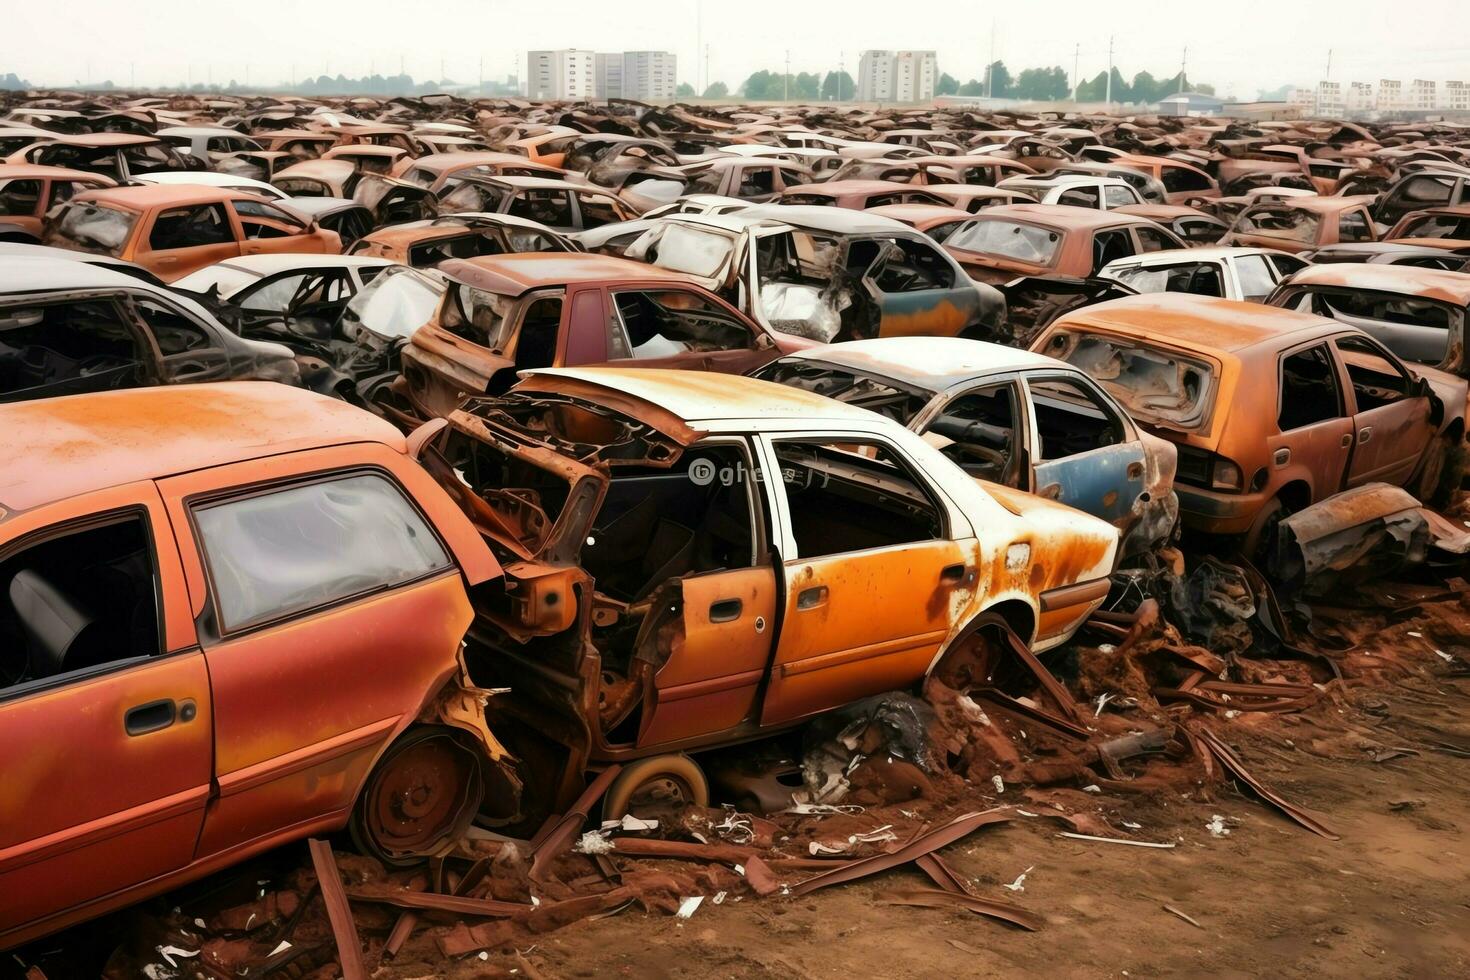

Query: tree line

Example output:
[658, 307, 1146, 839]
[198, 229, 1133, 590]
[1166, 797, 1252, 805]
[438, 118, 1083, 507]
[718, 63, 1213, 103]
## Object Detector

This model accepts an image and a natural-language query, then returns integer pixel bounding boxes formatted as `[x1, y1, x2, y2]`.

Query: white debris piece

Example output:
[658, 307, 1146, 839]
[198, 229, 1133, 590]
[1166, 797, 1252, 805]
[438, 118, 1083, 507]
[1435, 650, 1454, 663]
[675, 896, 704, 919]
[157, 946, 199, 968]
[712, 891, 728, 905]
[1002, 865, 1034, 892]
[1083, 784, 1102, 793]
[574, 830, 616, 854]
[619, 815, 659, 832]
[991, 775, 1006, 794]
[269, 941, 293, 957]
[1206, 814, 1231, 838]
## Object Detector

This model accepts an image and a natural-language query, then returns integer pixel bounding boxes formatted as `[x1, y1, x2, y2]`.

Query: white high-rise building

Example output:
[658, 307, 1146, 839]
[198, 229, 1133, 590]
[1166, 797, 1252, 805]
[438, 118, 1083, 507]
[1285, 86, 1316, 114]
[526, 49, 595, 100]
[1316, 81, 1344, 117]
[1346, 81, 1374, 113]
[594, 53, 624, 99]
[858, 50, 936, 103]
[620, 51, 678, 101]
[1410, 79, 1437, 110]
[1377, 79, 1404, 112]
[1446, 81, 1470, 112]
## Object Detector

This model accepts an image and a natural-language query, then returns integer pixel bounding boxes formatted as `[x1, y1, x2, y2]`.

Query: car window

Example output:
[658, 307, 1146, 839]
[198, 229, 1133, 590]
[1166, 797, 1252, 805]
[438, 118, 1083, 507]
[1384, 175, 1455, 223]
[770, 439, 943, 557]
[1161, 167, 1213, 193]
[134, 298, 213, 354]
[0, 513, 159, 694]
[1235, 206, 1320, 245]
[42, 202, 137, 256]
[512, 296, 563, 371]
[1278, 344, 1343, 430]
[1106, 261, 1223, 297]
[1134, 226, 1175, 253]
[1266, 253, 1310, 278]
[738, 167, 776, 197]
[1335, 335, 1414, 410]
[577, 193, 624, 229]
[1233, 254, 1278, 301]
[507, 189, 573, 227]
[1091, 229, 1135, 271]
[192, 473, 450, 633]
[1104, 185, 1136, 208]
[926, 220, 964, 244]
[238, 272, 309, 311]
[0, 179, 42, 216]
[1057, 187, 1101, 209]
[923, 383, 1019, 483]
[149, 204, 232, 250]
[0, 299, 150, 401]
[232, 199, 306, 240]
[1339, 210, 1373, 243]
[946, 220, 1060, 265]
[444, 283, 516, 349]
[851, 238, 955, 292]
[1029, 377, 1125, 458]
[611, 289, 754, 359]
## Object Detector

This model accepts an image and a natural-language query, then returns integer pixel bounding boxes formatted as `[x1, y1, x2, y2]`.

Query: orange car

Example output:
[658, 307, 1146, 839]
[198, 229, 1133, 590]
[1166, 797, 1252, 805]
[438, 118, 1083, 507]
[0, 164, 115, 242]
[942, 204, 1186, 284]
[1221, 196, 1378, 254]
[0, 382, 509, 948]
[42, 185, 342, 282]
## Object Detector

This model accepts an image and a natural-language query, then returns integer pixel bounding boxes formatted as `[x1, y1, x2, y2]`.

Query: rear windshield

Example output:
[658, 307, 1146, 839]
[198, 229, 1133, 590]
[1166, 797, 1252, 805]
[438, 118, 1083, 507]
[42, 202, 137, 256]
[648, 224, 736, 279]
[945, 220, 1060, 265]
[1234, 206, 1320, 244]
[341, 266, 445, 341]
[1038, 329, 1215, 430]
[752, 358, 930, 423]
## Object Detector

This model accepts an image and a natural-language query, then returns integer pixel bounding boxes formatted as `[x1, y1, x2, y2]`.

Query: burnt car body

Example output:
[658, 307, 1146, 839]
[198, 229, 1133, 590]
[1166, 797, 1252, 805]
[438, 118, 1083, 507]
[429, 367, 1118, 822]
[433, 176, 639, 233]
[1113, 203, 1230, 245]
[348, 213, 579, 267]
[0, 164, 116, 242]
[753, 337, 1178, 557]
[777, 179, 950, 210]
[0, 257, 299, 402]
[1222, 196, 1379, 255]
[6, 133, 190, 182]
[1101, 246, 1309, 303]
[395, 253, 814, 420]
[1032, 295, 1468, 545]
[626, 207, 1005, 343]
[942, 204, 1187, 285]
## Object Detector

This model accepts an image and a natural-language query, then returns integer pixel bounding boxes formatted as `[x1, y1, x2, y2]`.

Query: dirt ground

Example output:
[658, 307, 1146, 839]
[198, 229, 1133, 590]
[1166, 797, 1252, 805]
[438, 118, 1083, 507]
[11, 579, 1470, 980]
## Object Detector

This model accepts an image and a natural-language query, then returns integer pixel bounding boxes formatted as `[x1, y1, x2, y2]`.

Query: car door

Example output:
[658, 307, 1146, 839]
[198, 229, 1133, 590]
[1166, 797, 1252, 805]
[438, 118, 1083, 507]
[603, 285, 772, 374]
[1271, 341, 1354, 498]
[232, 199, 317, 257]
[1025, 374, 1147, 527]
[757, 434, 967, 726]
[855, 237, 970, 339]
[136, 202, 241, 280]
[0, 295, 163, 403]
[1332, 333, 1436, 487]
[914, 378, 1029, 489]
[128, 294, 238, 384]
[157, 446, 474, 858]
[0, 484, 210, 943]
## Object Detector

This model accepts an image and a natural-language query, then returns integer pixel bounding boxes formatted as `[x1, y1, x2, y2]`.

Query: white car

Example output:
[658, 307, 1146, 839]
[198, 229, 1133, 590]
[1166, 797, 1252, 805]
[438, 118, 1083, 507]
[130, 170, 292, 202]
[997, 174, 1144, 211]
[1100, 246, 1311, 303]
[173, 254, 401, 317]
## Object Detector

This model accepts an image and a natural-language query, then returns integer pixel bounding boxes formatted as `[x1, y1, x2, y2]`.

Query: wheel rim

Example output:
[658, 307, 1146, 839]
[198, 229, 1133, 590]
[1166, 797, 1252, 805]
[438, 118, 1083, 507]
[363, 734, 479, 856]
[627, 775, 694, 812]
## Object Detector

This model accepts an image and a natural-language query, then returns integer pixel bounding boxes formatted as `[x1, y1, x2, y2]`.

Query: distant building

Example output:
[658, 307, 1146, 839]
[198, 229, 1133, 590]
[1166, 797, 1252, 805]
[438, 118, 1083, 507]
[1316, 80, 1344, 117]
[1285, 86, 1316, 114]
[526, 49, 594, 100]
[1410, 78, 1437, 110]
[1347, 81, 1374, 114]
[1222, 101, 1302, 121]
[1377, 78, 1404, 112]
[621, 51, 678, 101]
[1159, 91, 1224, 116]
[857, 50, 936, 102]
[594, 53, 624, 99]
[1447, 80, 1470, 112]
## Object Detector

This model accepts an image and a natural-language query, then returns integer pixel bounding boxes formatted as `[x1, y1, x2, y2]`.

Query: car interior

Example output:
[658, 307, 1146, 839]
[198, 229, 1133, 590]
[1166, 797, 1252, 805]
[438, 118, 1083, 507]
[0, 299, 148, 401]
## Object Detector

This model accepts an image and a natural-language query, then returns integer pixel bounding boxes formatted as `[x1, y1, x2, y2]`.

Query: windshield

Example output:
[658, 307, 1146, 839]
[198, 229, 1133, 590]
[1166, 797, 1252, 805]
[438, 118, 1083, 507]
[1234, 207, 1320, 244]
[946, 220, 1061, 265]
[650, 224, 736, 279]
[1401, 214, 1470, 240]
[342, 266, 445, 341]
[1104, 262, 1223, 297]
[42, 202, 137, 256]
[1038, 329, 1215, 430]
[444, 282, 516, 349]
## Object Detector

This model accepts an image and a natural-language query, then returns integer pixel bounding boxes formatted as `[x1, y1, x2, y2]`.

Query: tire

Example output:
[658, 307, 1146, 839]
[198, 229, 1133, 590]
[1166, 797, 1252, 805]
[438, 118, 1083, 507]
[601, 754, 709, 821]
[1242, 497, 1287, 565]
[1417, 436, 1464, 508]
[349, 726, 484, 867]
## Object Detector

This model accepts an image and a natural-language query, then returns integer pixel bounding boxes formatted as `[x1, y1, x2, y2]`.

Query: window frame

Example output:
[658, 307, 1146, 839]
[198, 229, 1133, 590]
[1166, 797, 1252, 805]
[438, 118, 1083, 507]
[186, 466, 455, 639]
[1022, 372, 1129, 462]
[1275, 341, 1345, 432]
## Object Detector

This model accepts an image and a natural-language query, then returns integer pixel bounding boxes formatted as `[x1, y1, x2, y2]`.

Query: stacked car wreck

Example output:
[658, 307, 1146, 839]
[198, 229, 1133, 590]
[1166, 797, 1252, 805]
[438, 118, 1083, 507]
[3, 87, 1470, 976]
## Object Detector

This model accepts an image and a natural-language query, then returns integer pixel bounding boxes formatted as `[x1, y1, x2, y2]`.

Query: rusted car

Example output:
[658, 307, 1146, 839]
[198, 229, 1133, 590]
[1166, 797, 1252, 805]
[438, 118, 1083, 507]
[43, 186, 342, 282]
[1101, 246, 1309, 302]
[1373, 170, 1470, 229]
[271, 158, 362, 199]
[320, 144, 409, 175]
[915, 184, 1036, 214]
[1032, 295, 1468, 549]
[348, 214, 578, 267]
[1383, 205, 1470, 250]
[394, 253, 813, 420]
[625, 207, 1005, 342]
[866, 203, 977, 243]
[433, 176, 639, 233]
[1113, 203, 1230, 245]
[752, 337, 1178, 557]
[678, 157, 813, 202]
[252, 129, 338, 159]
[777, 179, 950, 210]
[0, 164, 114, 242]
[5, 133, 189, 181]
[0, 382, 512, 948]
[429, 367, 1118, 820]
[393, 151, 567, 193]
[0, 255, 300, 401]
[1221, 196, 1378, 254]
[941, 204, 1186, 285]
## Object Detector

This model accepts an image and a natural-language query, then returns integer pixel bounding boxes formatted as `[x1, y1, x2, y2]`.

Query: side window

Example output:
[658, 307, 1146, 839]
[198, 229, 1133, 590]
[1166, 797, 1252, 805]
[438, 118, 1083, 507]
[1267, 252, 1309, 278]
[1028, 378, 1125, 459]
[738, 167, 777, 197]
[922, 383, 1019, 484]
[1339, 210, 1373, 243]
[1278, 344, 1343, 430]
[0, 299, 150, 401]
[1334, 335, 1414, 411]
[192, 473, 450, 633]
[149, 204, 232, 250]
[134, 299, 213, 355]
[926, 220, 963, 244]
[1161, 167, 1212, 193]
[576, 193, 624, 230]
[611, 289, 754, 358]
[1133, 227, 1175, 253]
[867, 239, 956, 292]
[0, 179, 42, 216]
[507, 190, 574, 227]
[1057, 187, 1101, 209]
[1091, 229, 1135, 272]
[512, 296, 564, 371]
[778, 167, 810, 188]
[1104, 185, 1136, 208]
[771, 439, 943, 557]
[232, 200, 306, 240]
[239, 273, 309, 312]
[1, 514, 159, 693]
[1233, 254, 1278, 302]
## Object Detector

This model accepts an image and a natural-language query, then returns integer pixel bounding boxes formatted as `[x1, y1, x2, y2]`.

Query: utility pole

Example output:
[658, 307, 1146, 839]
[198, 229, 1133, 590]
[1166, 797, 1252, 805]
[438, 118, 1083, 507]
[1105, 35, 1114, 106]
[986, 17, 996, 98]
[1178, 45, 1187, 93]
[131, 62, 136, 90]
[784, 49, 789, 101]
[838, 51, 845, 101]
[1324, 48, 1333, 81]
[1071, 42, 1079, 102]
[704, 45, 710, 97]
[696, 0, 703, 95]
[479, 56, 484, 94]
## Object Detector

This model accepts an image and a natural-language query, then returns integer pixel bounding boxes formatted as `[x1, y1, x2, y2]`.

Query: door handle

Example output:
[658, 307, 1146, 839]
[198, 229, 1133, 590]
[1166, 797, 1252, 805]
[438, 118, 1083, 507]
[1275, 448, 1292, 466]
[1358, 426, 1373, 444]
[1126, 461, 1143, 479]
[1038, 482, 1061, 500]
[796, 585, 828, 610]
[709, 598, 742, 623]
[125, 698, 177, 736]
[1340, 434, 1352, 448]
[940, 563, 967, 583]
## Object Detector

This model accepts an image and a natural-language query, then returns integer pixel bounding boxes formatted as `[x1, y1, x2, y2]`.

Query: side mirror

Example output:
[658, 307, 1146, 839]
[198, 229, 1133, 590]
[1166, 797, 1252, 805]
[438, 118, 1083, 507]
[406, 417, 448, 461]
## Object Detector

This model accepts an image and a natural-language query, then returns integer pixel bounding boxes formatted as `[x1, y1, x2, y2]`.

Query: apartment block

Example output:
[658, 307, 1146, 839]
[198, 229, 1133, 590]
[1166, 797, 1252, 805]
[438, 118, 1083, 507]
[1410, 78, 1437, 110]
[1315, 80, 1344, 117]
[1377, 78, 1404, 112]
[526, 49, 594, 100]
[1346, 81, 1374, 113]
[594, 52, 624, 99]
[858, 50, 937, 103]
[1447, 80, 1470, 111]
[620, 51, 678, 101]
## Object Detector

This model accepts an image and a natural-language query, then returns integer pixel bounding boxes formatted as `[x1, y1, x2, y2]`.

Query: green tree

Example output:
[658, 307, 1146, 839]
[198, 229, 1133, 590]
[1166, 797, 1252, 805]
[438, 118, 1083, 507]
[1013, 66, 1069, 101]
[936, 72, 960, 96]
[676, 82, 695, 97]
[1131, 70, 1159, 103]
[703, 81, 729, 99]
[739, 70, 774, 99]
[958, 78, 985, 97]
[984, 60, 1012, 97]
[794, 72, 821, 100]
[822, 70, 856, 100]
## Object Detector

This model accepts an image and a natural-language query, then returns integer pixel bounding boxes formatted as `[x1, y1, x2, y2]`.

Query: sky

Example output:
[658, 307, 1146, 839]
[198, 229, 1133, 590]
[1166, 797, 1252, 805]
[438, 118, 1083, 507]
[11, 0, 1469, 98]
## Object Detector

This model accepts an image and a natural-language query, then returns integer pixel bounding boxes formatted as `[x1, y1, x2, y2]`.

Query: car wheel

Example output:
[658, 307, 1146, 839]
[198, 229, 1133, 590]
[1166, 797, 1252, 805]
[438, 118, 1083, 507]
[349, 726, 484, 867]
[602, 755, 709, 821]
[1416, 435, 1464, 508]
[1242, 497, 1288, 565]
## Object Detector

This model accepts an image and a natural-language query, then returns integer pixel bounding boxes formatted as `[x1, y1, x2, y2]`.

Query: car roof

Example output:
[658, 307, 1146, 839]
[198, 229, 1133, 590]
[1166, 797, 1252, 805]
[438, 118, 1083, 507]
[973, 203, 1152, 230]
[200, 254, 399, 278]
[1246, 196, 1370, 215]
[407, 152, 560, 175]
[0, 382, 405, 515]
[779, 336, 1064, 392]
[1055, 293, 1340, 354]
[74, 183, 253, 210]
[741, 204, 917, 235]
[517, 367, 882, 424]
[0, 163, 114, 183]
[866, 203, 973, 225]
[1285, 262, 1470, 305]
[1107, 245, 1283, 264]
[440, 253, 697, 294]
[784, 180, 921, 196]
[0, 254, 168, 293]
[132, 171, 275, 190]
[31, 132, 161, 148]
